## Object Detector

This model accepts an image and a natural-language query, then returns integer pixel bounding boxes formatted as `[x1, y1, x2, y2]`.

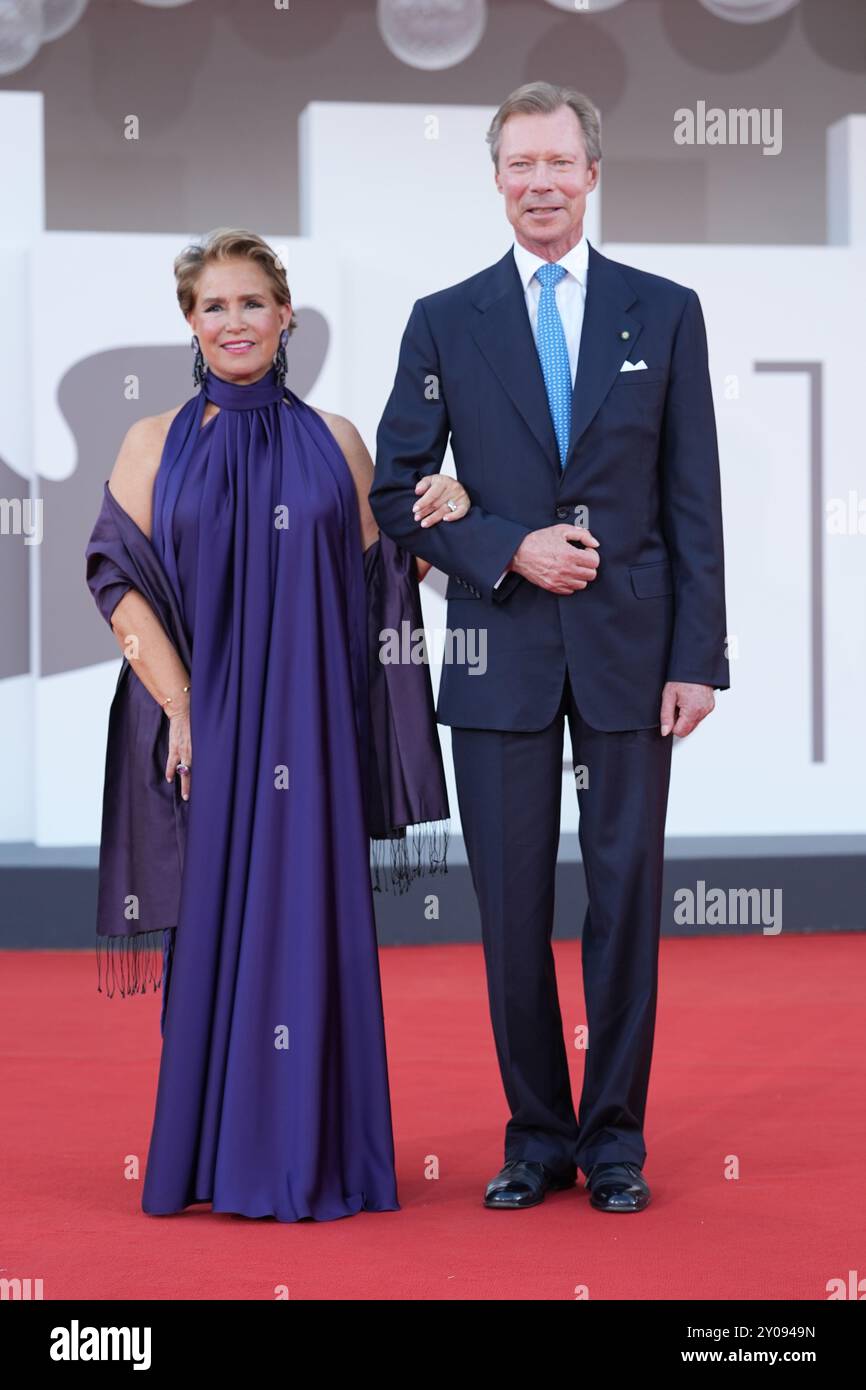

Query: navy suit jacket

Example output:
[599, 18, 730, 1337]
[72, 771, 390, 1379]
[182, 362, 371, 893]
[369, 240, 730, 732]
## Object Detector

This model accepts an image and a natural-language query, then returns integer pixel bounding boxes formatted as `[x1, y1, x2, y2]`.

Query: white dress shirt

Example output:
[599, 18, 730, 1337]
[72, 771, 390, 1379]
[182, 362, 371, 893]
[492, 233, 590, 589]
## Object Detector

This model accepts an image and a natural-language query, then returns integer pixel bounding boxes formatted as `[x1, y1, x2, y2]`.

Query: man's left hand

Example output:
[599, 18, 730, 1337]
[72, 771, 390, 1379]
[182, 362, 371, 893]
[659, 682, 715, 738]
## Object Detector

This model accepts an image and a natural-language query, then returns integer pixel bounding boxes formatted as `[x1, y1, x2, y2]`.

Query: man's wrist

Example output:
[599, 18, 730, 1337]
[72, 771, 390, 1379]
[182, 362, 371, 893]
[485, 521, 534, 599]
[497, 545, 524, 586]
[508, 537, 529, 577]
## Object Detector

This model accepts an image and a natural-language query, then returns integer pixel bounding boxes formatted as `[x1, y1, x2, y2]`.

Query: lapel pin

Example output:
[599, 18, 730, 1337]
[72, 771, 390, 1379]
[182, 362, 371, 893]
[620, 330, 630, 340]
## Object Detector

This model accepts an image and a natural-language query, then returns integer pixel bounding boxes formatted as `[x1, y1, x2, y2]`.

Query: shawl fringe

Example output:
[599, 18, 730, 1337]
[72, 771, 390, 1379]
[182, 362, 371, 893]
[370, 818, 450, 895]
[96, 928, 167, 1000]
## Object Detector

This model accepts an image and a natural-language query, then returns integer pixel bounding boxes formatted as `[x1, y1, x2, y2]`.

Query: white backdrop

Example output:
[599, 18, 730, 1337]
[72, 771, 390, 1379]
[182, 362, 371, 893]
[1, 92, 864, 845]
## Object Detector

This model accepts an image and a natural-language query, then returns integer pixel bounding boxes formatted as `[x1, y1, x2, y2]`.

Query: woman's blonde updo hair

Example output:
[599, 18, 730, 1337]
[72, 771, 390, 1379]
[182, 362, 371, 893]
[174, 227, 298, 336]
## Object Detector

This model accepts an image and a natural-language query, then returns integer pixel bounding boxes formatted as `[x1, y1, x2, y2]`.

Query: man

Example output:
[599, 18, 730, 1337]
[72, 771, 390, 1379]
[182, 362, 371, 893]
[369, 81, 729, 1214]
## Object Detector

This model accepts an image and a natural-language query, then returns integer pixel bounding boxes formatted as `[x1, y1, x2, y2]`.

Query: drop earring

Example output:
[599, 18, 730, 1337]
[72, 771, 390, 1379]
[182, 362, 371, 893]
[191, 334, 207, 388]
[272, 328, 289, 385]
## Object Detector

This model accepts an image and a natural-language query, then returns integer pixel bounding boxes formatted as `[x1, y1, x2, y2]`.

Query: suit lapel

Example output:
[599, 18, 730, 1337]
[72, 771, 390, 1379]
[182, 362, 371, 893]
[470, 250, 561, 478]
[562, 242, 642, 479]
[470, 242, 643, 484]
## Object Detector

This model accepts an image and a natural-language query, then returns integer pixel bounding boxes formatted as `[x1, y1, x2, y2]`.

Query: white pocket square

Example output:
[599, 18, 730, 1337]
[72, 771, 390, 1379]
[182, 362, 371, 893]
[620, 359, 647, 372]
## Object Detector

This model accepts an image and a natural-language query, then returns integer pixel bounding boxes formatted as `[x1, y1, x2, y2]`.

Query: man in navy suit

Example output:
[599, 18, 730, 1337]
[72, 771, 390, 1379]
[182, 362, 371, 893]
[370, 82, 729, 1213]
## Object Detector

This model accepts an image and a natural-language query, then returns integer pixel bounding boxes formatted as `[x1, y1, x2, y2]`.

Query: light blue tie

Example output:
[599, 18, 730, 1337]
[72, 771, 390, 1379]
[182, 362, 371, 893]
[534, 262, 571, 468]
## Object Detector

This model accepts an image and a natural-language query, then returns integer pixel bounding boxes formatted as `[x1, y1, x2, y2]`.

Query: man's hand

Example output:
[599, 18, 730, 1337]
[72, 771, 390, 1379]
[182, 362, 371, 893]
[509, 524, 600, 595]
[659, 682, 715, 738]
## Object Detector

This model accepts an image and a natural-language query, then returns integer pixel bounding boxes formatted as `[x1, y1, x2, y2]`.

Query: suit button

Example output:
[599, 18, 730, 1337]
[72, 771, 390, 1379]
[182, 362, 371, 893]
[556, 506, 570, 520]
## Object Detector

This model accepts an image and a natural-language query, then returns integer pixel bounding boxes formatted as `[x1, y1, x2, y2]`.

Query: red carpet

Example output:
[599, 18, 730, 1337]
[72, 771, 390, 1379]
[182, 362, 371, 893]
[1, 935, 863, 1300]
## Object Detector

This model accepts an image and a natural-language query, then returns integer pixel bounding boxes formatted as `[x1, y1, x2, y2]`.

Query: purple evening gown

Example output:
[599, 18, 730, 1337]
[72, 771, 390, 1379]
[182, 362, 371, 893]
[139, 368, 400, 1221]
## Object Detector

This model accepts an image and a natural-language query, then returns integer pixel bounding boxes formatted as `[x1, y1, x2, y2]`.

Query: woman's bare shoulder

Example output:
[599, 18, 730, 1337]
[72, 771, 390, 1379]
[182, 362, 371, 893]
[309, 404, 346, 432]
[107, 406, 182, 538]
[309, 408, 369, 467]
[309, 408, 378, 548]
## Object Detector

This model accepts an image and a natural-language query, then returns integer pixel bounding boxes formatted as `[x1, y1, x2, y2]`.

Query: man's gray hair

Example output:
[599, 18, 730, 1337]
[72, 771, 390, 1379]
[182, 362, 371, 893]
[486, 81, 602, 171]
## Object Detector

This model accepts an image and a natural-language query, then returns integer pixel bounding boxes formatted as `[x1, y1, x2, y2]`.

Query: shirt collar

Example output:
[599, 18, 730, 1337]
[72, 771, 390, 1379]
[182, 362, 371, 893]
[512, 233, 589, 293]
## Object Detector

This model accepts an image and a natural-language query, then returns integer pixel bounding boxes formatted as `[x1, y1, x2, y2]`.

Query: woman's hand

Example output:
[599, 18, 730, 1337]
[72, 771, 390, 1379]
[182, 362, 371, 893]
[165, 704, 192, 802]
[412, 474, 471, 528]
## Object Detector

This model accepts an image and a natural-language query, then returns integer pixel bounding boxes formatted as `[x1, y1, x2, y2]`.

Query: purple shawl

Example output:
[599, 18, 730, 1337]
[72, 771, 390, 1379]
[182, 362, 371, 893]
[84, 372, 449, 1000]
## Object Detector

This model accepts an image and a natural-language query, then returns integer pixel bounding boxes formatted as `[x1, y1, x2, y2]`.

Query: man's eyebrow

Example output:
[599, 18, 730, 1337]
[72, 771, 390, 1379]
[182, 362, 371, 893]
[200, 291, 265, 305]
[507, 151, 576, 161]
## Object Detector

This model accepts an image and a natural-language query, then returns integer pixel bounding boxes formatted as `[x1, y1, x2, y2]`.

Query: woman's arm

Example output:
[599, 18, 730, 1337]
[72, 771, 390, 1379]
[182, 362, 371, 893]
[105, 415, 193, 798]
[318, 411, 469, 581]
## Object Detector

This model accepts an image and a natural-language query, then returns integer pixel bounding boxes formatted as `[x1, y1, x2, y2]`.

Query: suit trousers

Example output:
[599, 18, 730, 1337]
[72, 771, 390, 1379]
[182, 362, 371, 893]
[451, 669, 673, 1180]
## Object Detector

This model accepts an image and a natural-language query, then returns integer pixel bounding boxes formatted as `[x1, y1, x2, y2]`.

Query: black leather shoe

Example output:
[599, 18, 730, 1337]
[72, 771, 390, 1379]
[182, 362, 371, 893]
[483, 1159, 576, 1209]
[585, 1161, 650, 1212]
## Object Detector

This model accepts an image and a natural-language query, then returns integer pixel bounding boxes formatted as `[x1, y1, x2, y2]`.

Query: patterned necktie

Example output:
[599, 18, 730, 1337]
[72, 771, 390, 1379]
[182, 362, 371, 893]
[534, 262, 571, 468]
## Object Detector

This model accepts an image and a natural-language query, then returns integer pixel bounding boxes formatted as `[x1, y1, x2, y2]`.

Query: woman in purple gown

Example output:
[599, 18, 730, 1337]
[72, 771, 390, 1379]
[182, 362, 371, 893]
[85, 228, 468, 1222]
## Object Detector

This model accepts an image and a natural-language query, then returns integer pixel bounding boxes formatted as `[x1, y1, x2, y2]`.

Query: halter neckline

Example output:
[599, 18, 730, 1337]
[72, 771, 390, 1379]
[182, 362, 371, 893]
[201, 363, 286, 410]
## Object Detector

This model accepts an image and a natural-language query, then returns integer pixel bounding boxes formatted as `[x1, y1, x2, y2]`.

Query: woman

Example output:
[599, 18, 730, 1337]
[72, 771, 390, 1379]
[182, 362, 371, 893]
[84, 227, 470, 1222]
